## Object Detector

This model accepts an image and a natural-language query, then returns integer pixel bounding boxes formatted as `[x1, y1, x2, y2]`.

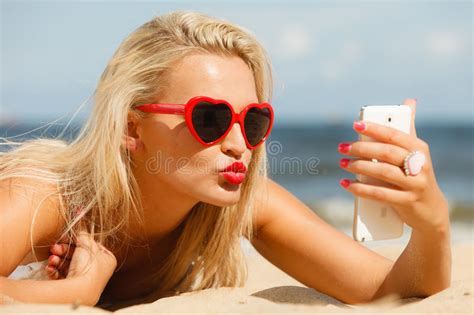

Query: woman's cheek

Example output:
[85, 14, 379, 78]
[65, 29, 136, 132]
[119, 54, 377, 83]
[169, 164, 222, 201]
[165, 156, 214, 182]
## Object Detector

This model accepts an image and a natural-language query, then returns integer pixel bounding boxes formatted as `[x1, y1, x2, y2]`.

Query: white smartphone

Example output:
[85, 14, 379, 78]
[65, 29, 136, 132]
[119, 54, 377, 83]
[353, 105, 411, 242]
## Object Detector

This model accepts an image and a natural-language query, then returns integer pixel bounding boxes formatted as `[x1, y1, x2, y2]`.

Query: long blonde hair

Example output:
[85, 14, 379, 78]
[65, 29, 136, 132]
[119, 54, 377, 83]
[0, 11, 273, 303]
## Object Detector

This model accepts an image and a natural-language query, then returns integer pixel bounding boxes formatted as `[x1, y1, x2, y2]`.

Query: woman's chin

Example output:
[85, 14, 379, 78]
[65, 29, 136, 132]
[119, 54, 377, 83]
[202, 181, 242, 206]
[220, 179, 242, 191]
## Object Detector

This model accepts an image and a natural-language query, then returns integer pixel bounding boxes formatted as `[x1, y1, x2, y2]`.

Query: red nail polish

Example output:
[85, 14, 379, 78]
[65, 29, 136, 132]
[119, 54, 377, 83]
[353, 121, 366, 131]
[339, 178, 351, 188]
[339, 158, 350, 168]
[338, 143, 351, 153]
[48, 255, 56, 264]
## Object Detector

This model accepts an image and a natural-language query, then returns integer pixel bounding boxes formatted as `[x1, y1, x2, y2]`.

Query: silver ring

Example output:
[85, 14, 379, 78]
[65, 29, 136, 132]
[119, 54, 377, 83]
[403, 150, 426, 176]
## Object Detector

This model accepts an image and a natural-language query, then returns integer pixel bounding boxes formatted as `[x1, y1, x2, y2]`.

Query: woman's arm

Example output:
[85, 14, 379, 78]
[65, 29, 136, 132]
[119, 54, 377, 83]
[250, 178, 394, 304]
[1, 231, 117, 306]
[250, 100, 451, 304]
[338, 98, 451, 298]
[0, 177, 96, 304]
[250, 178, 450, 304]
[0, 177, 64, 277]
[373, 224, 451, 299]
[0, 276, 98, 306]
[0, 177, 117, 306]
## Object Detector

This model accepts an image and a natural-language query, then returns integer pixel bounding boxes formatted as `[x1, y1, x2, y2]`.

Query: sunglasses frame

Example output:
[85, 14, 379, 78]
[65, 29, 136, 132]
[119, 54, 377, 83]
[135, 96, 274, 150]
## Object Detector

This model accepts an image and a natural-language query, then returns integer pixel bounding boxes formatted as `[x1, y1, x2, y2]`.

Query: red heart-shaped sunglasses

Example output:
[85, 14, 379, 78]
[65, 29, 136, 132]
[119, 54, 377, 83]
[135, 96, 274, 150]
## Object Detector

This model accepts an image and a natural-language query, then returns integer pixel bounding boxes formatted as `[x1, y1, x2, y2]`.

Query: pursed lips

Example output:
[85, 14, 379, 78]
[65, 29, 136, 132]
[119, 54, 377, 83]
[219, 162, 247, 185]
[220, 161, 247, 173]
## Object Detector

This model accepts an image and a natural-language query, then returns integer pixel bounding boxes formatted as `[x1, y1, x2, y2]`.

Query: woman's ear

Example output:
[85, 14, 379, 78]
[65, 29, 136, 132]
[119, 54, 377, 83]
[122, 112, 144, 152]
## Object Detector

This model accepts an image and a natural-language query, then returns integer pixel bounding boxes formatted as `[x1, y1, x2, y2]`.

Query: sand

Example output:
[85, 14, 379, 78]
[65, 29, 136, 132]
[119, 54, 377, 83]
[1, 242, 473, 314]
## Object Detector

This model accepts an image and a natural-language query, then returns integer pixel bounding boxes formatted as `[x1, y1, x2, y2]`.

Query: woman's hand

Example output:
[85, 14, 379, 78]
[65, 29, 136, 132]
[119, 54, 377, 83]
[45, 231, 117, 302]
[337, 98, 450, 236]
[46, 238, 74, 280]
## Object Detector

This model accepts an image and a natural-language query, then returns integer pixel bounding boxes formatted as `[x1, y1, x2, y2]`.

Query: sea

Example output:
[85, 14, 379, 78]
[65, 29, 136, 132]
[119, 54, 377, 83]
[1, 121, 473, 245]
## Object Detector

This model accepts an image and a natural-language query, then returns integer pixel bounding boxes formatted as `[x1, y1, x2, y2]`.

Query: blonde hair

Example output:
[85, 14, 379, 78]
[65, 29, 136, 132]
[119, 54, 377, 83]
[0, 11, 273, 305]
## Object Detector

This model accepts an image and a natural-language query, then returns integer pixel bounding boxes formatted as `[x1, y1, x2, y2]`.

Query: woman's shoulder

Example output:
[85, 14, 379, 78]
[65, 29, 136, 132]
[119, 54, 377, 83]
[0, 175, 66, 275]
[252, 177, 325, 237]
[252, 177, 285, 234]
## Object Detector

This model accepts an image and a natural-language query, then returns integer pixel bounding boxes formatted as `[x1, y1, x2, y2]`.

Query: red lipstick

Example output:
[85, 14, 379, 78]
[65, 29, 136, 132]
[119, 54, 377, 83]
[220, 162, 247, 185]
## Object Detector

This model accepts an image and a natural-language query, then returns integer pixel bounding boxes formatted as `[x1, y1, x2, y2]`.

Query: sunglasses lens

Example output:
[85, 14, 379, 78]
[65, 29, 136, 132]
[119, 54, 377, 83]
[192, 102, 232, 143]
[244, 107, 272, 146]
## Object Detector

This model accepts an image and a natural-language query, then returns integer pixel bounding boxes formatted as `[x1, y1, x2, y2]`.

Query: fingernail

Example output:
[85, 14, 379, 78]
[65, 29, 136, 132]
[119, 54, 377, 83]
[338, 143, 351, 153]
[45, 265, 56, 274]
[48, 255, 57, 264]
[339, 178, 351, 188]
[353, 121, 366, 131]
[339, 158, 350, 168]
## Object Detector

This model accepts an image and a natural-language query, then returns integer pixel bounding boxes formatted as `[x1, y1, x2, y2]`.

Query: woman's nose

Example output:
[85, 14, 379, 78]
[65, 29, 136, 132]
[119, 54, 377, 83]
[220, 123, 247, 157]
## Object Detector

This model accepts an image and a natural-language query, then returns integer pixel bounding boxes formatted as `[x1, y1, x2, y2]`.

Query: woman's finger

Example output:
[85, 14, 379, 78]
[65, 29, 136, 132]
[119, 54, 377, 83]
[339, 177, 416, 205]
[352, 120, 421, 152]
[402, 98, 417, 138]
[57, 259, 71, 277]
[75, 231, 97, 252]
[50, 243, 75, 260]
[45, 265, 59, 279]
[338, 141, 409, 166]
[340, 158, 427, 191]
[97, 243, 114, 256]
[48, 254, 61, 266]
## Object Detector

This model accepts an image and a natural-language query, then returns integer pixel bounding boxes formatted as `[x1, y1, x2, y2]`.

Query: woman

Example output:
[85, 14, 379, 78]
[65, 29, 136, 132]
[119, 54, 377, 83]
[0, 11, 451, 310]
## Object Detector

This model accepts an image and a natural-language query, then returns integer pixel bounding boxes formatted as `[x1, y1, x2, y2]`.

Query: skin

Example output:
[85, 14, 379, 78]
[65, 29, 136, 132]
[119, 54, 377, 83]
[1, 53, 451, 306]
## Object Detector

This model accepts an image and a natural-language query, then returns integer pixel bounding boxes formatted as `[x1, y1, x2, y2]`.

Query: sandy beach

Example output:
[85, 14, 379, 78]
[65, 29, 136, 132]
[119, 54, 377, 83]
[1, 239, 472, 314]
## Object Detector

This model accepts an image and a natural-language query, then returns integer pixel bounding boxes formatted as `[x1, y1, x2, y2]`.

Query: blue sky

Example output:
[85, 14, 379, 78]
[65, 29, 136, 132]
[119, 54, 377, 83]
[1, 0, 472, 126]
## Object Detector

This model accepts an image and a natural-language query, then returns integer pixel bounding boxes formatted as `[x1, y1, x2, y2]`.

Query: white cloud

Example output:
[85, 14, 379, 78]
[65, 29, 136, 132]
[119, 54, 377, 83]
[425, 31, 466, 57]
[320, 59, 344, 81]
[319, 39, 364, 81]
[340, 40, 364, 63]
[273, 24, 314, 59]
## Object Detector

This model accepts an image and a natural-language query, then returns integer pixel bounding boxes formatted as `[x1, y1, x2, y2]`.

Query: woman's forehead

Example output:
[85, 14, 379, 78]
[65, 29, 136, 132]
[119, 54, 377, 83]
[162, 53, 258, 107]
